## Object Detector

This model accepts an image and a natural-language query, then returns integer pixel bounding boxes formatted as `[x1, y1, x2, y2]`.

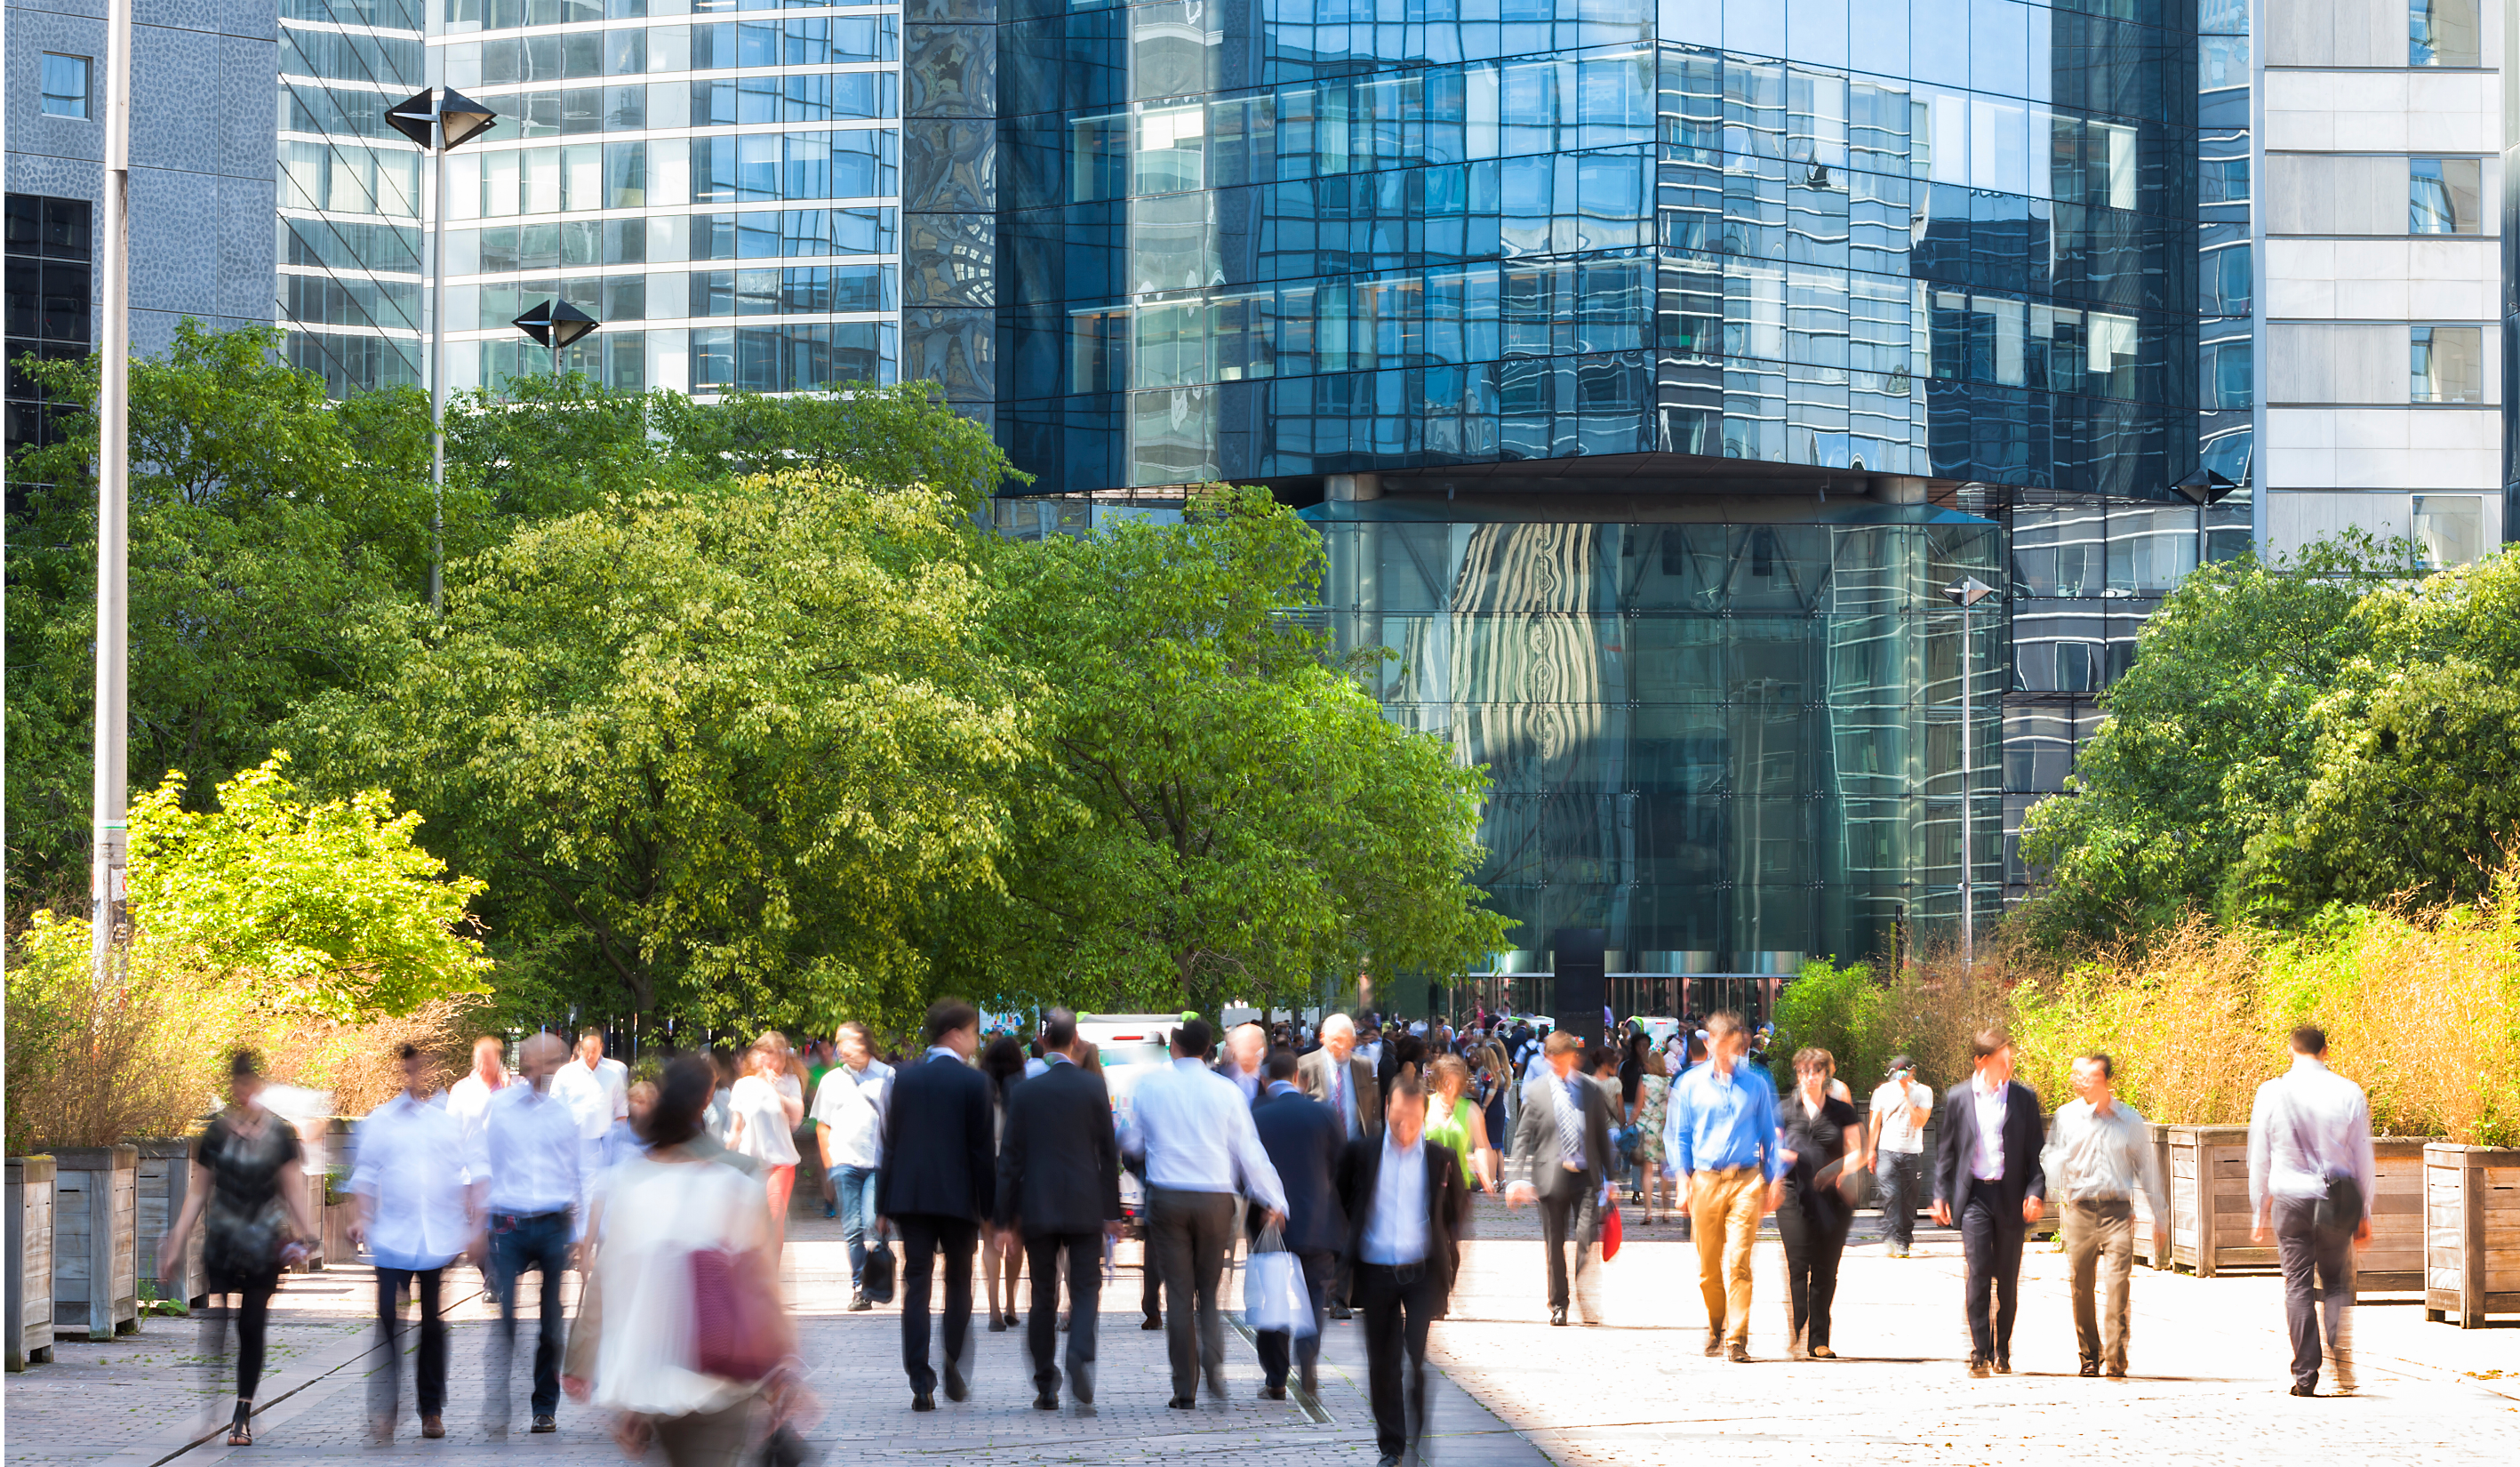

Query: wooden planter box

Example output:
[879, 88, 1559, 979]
[322, 1199, 359, 1269]
[52, 1146, 138, 1339]
[2360, 1138, 2428, 1291]
[133, 1141, 206, 1308]
[2424, 1142, 2520, 1327]
[2167, 1125, 2263, 1275]
[6, 1157, 57, 1368]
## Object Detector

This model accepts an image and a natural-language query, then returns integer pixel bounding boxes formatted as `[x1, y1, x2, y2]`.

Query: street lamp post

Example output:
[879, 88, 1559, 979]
[1943, 575, 1999, 974]
[512, 298, 600, 381]
[387, 87, 497, 612]
[2172, 469, 2240, 581]
[91, 0, 134, 990]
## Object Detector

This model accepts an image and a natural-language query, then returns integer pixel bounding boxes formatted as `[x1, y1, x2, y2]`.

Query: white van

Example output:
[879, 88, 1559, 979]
[1074, 1014, 1183, 1224]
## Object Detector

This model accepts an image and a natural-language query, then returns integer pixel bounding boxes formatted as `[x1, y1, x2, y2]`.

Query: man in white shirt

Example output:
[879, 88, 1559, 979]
[2248, 1025, 2376, 1397]
[476, 1033, 582, 1435]
[1122, 1019, 1287, 1408]
[2041, 1053, 2167, 1377]
[1336, 1078, 1469, 1467]
[550, 1029, 627, 1169]
[447, 1036, 510, 1150]
[1867, 1056, 1933, 1257]
[352, 1044, 474, 1441]
[811, 1020, 894, 1310]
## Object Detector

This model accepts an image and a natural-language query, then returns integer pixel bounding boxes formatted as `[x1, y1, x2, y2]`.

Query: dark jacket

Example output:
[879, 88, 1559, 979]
[994, 1057, 1122, 1237]
[1335, 1134, 1472, 1312]
[1252, 1085, 1347, 1255]
[1508, 1065, 1616, 1199]
[1932, 1078, 2049, 1222]
[876, 1050, 995, 1222]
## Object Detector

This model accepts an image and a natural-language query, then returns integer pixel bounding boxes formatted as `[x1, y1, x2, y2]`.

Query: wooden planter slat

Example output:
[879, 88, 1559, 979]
[5, 1157, 58, 1368]
[132, 1141, 207, 1308]
[51, 1147, 139, 1339]
[2425, 1144, 2520, 1327]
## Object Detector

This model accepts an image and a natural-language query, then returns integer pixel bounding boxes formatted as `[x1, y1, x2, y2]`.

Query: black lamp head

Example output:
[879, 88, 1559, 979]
[387, 88, 499, 150]
[514, 298, 600, 351]
[2171, 468, 2239, 507]
[1943, 575, 1997, 609]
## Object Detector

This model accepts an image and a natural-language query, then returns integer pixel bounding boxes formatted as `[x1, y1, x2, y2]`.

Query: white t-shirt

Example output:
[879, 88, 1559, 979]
[728, 1074, 800, 1166]
[807, 1059, 892, 1170]
[1870, 1076, 1933, 1154]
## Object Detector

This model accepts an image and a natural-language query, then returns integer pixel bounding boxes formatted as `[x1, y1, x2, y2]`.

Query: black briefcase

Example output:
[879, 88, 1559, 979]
[861, 1239, 897, 1304]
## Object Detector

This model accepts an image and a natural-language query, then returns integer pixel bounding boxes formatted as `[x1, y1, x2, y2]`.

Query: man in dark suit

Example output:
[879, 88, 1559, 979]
[1338, 1076, 1471, 1467]
[994, 1007, 1121, 1413]
[1932, 1026, 2049, 1377]
[877, 998, 995, 1411]
[1298, 1013, 1380, 1319]
[1505, 1030, 1616, 1326]
[1251, 1047, 1346, 1399]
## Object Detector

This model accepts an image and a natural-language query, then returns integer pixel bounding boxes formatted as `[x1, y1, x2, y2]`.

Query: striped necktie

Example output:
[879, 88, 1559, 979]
[1556, 1079, 1586, 1167]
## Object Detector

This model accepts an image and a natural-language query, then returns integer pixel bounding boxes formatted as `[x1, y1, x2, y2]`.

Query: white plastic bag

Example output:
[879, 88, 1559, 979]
[1244, 1226, 1316, 1338]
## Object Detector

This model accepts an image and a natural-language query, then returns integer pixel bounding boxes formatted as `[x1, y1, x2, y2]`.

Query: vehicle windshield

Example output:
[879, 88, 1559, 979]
[1100, 1041, 1172, 1070]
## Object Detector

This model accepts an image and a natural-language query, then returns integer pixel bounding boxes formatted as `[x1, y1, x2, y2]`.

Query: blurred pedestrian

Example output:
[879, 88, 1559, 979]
[597, 1081, 657, 1172]
[1505, 1030, 1615, 1327]
[981, 1035, 1029, 1331]
[994, 1008, 1122, 1411]
[2043, 1052, 2168, 1378]
[585, 1054, 801, 1466]
[1338, 1077, 1470, 1467]
[1299, 1013, 1380, 1320]
[2249, 1025, 2375, 1397]
[480, 1031, 584, 1434]
[1425, 1054, 1500, 1192]
[1251, 1048, 1344, 1399]
[1219, 1022, 1268, 1103]
[351, 1043, 472, 1439]
[1663, 1012, 1784, 1359]
[879, 1000, 996, 1411]
[555, 1029, 628, 1171]
[1932, 1028, 2047, 1378]
[1633, 1049, 1671, 1222]
[447, 1035, 510, 1154]
[1867, 1056, 1932, 1256]
[727, 1043, 803, 1255]
[1777, 1048, 1864, 1359]
[1123, 1018, 1288, 1408]
[810, 1020, 892, 1309]
[156, 1051, 316, 1447]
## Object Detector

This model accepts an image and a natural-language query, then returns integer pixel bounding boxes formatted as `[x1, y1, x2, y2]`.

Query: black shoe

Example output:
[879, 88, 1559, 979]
[849, 1291, 870, 1312]
[2290, 1383, 2317, 1397]
[1142, 1316, 1164, 1331]
[1993, 1357, 2012, 1375]
[913, 1392, 936, 1412]
[2080, 1362, 2100, 1378]
[1034, 1391, 1060, 1410]
[1167, 1396, 1196, 1410]
[1328, 1302, 1352, 1321]
[1261, 1384, 1287, 1400]
[823, 1206, 836, 1219]
[1378, 1455, 1403, 1467]
[989, 1315, 1007, 1333]
[944, 1367, 968, 1403]
[1549, 1305, 1569, 1327]
[531, 1415, 557, 1434]
[1968, 1357, 1991, 1378]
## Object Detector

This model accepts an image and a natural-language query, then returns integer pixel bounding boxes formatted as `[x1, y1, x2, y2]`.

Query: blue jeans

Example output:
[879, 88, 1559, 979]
[488, 1211, 571, 1422]
[836, 1165, 880, 1289]
[1876, 1150, 1924, 1249]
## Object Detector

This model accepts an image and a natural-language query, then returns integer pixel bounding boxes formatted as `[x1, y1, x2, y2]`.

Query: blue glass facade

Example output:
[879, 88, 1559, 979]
[995, 0, 2205, 496]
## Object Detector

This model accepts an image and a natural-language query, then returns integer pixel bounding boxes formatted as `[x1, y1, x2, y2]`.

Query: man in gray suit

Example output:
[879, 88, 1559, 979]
[995, 1008, 1123, 1412]
[1506, 1030, 1616, 1327]
[1297, 1013, 1381, 1319]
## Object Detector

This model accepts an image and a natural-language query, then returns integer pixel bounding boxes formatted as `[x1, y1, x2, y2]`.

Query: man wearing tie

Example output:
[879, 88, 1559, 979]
[1251, 1048, 1346, 1399]
[1339, 1077, 1470, 1467]
[1932, 1027, 2049, 1377]
[1504, 1030, 1616, 1327]
[878, 999, 996, 1412]
[1298, 1014, 1380, 1319]
[993, 1008, 1122, 1413]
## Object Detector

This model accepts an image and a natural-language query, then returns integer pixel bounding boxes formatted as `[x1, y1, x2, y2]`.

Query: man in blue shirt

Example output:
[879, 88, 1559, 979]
[1663, 1011, 1785, 1361]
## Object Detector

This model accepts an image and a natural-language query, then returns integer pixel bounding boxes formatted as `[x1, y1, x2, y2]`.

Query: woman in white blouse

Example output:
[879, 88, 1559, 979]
[726, 1044, 803, 1254]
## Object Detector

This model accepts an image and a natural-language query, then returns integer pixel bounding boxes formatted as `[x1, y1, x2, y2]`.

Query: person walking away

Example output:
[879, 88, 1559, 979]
[1931, 1028, 2048, 1378]
[1251, 1048, 1346, 1399]
[1661, 1011, 1784, 1359]
[1299, 1013, 1380, 1318]
[1632, 1049, 1672, 1222]
[1777, 1048, 1864, 1359]
[727, 1043, 803, 1255]
[1867, 1056, 1932, 1256]
[2248, 1025, 2376, 1397]
[1425, 1054, 1500, 1192]
[585, 1055, 800, 1466]
[352, 1044, 473, 1439]
[156, 1051, 316, 1447]
[993, 1009, 1122, 1411]
[554, 1029, 629, 1173]
[1504, 1030, 1616, 1327]
[479, 1031, 585, 1434]
[448, 1035, 511, 1155]
[1339, 1078, 1471, 1467]
[1122, 1018, 1289, 1408]
[811, 1021, 892, 1310]
[2041, 1052, 2168, 1378]
[877, 1000, 996, 1411]
[980, 1035, 1030, 1331]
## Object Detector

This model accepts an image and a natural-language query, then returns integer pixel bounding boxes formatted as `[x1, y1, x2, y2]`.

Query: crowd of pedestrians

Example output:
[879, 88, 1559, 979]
[149, 1001, 2384, 1463]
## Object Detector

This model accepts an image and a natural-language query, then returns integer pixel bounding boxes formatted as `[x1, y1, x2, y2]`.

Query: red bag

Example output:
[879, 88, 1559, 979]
[1599, 1199, 1622, 1261]
[689, 1245, 782, 1381]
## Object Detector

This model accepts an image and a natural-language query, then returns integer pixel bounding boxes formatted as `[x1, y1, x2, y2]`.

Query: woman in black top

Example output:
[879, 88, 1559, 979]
[1777, 1046, 1867, 1359]
[158, 1051, 316, 1445]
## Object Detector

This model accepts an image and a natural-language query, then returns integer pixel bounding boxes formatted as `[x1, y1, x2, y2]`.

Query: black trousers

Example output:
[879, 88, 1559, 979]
[199, 1279, 276, 1405]
[1141, 1243, 1164, 1322]
[2274, 1197, 2354, 1391]
[896, 1214, 980, 1395]
[1148, 1187, 1236, 1399]
[1356, 1262, 1439, 1460]
[1253, 1248, 1336, 1389]
[372, 1266, 447, 1423]
[1536, 1173, 1599, 1313]
[1960, 1192, 2027, 1363]
[489, 1211, 571, 1422]
[1024, 1231, 1102, 1399]
[1775, 1205, 1851, 1351]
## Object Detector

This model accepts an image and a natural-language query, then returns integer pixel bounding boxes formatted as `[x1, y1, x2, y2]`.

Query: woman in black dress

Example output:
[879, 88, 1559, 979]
[158, 1051, 316, 1445]
[1777, 1046, 1867, 1359]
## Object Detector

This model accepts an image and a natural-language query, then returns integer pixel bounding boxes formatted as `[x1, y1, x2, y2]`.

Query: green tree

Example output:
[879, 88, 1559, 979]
[967, 486, 1509, 1018]
[287, 472, 1030, 1039]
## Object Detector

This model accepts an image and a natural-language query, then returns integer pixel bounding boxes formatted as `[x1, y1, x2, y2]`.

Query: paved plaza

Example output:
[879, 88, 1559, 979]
[9, 1198, 2515, 1467]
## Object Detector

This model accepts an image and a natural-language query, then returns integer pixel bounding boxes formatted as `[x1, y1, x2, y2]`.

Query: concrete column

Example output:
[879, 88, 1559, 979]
[1874, 475, 1928, 504]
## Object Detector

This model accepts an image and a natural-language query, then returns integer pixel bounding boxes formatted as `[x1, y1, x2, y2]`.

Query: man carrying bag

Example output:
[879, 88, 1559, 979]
[2248, 1025, 2376, 1397]
[1251, 1048, 1345, 1399]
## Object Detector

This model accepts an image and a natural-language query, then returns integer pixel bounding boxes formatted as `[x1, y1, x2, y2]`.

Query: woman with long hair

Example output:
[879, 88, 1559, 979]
[157, 1051, 316, 1446]
[980, 1034, 1028, 1331]
[1634, 1049, 1673, 1222]
[726, 1044, 802, 1255]
[1778, 1046, 1866, 1359]
[1425, 1054, 1500, 1191]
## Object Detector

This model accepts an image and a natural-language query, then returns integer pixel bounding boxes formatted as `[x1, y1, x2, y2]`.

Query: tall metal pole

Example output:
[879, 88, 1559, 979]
[429, 124, 447, 612]
[1957, 602, 1975, 974]
[91, 0, 134, 988]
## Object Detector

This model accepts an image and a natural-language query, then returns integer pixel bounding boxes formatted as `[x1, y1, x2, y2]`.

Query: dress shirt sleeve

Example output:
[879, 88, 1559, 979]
[1669, 1077, 1697, 1178]
[1230, 1102, 1289, 1215]
[2246, 1078, 2274, 1219]
[349, 1110, 387, 1200]
[2130, 1106, 2167, 1221]
[1753, 1078, 1786, 1184]
[2348, 1087, 2377, 1225]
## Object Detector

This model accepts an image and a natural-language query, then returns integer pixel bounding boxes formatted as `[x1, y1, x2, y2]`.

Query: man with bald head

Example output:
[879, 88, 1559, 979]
[1298, 1014, 1380, 1318]
[1218, 1023, 1268, 1104]
[475, 1031, 582, 1436]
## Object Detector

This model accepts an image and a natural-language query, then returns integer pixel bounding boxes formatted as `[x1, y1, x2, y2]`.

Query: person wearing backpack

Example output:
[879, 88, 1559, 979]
[2247, 1025, 2376, 1397]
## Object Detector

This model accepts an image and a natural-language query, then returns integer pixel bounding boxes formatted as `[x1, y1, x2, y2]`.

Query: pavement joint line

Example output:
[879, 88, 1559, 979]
[1224, 1311, 1334, 1424]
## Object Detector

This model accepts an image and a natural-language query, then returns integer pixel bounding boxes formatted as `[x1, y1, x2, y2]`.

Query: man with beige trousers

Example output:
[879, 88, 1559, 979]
[1660, 1012, 1786, 1360]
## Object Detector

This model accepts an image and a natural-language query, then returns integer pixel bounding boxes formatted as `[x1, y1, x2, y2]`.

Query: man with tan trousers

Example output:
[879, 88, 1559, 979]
[2040, 1053, 2168, 1378]
[1662, 1011, 1785, 1360]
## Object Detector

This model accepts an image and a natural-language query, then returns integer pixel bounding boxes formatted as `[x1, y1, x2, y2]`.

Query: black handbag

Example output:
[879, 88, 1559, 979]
[860, 1231, 897, 1304]
[2287, 1097, 2364, 1234]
